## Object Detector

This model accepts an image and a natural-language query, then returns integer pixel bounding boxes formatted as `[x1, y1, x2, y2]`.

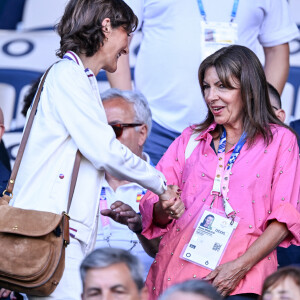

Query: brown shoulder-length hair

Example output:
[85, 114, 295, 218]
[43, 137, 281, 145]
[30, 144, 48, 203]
[259, 266, 300, 300]
[197, 45, 290, 146]
[56, 0, 138, 58]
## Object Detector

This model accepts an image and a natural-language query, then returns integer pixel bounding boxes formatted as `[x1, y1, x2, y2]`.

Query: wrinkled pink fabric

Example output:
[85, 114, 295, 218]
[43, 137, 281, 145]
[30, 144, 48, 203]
[140, 123, 300, 299]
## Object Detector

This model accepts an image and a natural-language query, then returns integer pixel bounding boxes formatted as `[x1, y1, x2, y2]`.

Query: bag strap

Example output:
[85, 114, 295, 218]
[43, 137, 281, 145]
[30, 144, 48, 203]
[5, 64, 81, 214]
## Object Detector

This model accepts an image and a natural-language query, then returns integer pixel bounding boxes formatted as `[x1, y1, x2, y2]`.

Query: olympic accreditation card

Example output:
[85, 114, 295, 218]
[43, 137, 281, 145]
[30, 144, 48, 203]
[181, 208, 239, 270]
[201, 21, 238, 59]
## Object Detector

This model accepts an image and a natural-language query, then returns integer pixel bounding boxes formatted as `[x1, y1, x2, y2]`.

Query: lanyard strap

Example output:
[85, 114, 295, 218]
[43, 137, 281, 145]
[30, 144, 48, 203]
[197, 0, 240, 23]
[99, 187, 110, 239]
[211, 128, 246, 219]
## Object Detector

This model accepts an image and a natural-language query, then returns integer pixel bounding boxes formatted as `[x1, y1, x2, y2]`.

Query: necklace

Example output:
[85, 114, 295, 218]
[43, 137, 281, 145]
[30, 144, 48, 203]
[226, 140, 236, 146]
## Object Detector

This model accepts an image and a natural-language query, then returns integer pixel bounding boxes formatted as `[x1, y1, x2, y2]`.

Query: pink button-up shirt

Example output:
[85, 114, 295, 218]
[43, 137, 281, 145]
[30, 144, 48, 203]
[140, 123, 300, 299]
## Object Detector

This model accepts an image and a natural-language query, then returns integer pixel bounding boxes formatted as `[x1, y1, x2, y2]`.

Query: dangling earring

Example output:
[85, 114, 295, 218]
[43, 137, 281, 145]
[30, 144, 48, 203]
[105, 37, 108, 41]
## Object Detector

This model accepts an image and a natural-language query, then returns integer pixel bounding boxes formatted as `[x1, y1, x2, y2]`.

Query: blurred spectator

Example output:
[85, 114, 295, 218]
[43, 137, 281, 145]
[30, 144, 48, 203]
[21, 76, 42, 117]
[0, 108, 10, 195]
[268, 83, 286, 123]
[159, 280, 223, 300]
[95, 88, 155, 276]
[267, 83, 300, 271]
[290, 119, 300, 148]
[108, 0, 299, 165]
[80, 248, 148, 300]
[259, 266, 300, 300]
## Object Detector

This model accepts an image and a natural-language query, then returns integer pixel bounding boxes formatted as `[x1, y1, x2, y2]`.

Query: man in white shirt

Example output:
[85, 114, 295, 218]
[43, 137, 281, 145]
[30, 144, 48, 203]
[95, 88, 155, 276]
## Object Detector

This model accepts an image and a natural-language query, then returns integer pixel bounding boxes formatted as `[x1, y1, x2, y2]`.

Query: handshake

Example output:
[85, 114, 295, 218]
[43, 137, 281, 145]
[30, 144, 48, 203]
[100, 185, 185, 233]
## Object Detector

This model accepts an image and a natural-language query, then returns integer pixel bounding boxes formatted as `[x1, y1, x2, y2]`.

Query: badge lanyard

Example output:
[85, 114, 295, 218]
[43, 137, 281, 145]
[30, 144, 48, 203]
[211, 128, 247, 223]
[99, 187, 138, 251]
[99, 187, 111, 240]
[197, 0, 240, 23]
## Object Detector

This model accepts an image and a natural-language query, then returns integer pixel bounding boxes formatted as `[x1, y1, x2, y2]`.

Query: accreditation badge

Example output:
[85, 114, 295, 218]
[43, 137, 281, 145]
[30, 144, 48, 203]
[181, 205, 239, 270]
[200, 21, 238, 59]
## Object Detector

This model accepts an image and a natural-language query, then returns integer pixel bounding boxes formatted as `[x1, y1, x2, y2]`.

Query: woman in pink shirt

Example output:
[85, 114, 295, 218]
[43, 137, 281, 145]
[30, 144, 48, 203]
[139, 45, 300, 300]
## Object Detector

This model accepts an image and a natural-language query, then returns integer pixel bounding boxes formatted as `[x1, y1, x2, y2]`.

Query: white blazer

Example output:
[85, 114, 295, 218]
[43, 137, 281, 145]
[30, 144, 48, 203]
[11, 52, 166, 251]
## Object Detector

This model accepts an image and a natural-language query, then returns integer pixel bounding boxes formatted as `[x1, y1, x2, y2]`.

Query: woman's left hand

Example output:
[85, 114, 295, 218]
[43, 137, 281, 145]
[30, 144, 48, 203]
[205, 259, 250, 297]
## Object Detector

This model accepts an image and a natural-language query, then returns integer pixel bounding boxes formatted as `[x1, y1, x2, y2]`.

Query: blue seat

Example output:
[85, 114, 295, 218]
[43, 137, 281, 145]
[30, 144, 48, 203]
[0, 68, 42, 131]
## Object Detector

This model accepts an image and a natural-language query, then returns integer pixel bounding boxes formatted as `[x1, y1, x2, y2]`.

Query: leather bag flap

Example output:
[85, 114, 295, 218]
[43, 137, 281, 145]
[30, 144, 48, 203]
[0, 205, 63, 236]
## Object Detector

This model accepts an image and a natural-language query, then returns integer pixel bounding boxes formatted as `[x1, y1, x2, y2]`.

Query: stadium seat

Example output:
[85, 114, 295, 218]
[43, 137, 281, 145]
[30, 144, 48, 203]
[0, 68, 42, 131]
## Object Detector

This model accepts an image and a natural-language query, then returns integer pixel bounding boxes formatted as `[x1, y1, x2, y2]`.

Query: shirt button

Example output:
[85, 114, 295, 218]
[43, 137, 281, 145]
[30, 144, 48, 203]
[176, 228, 180, 232]
[202, 173, 205, 177]
[281, 197, 285, 201]
[153, 287, 156, 290]
[168, 278, 171, 281]
[249, 225, 253, 229]
[204, 154, 208, 157]
[193, 275, 197, 278]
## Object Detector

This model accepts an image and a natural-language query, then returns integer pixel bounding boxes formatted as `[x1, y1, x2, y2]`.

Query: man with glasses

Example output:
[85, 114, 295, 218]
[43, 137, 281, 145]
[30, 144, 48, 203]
[94, 88, 155, 277]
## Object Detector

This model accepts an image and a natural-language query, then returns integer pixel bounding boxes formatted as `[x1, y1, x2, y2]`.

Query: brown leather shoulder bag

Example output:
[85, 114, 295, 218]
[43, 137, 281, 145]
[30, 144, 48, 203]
[0, 65, 81, 296]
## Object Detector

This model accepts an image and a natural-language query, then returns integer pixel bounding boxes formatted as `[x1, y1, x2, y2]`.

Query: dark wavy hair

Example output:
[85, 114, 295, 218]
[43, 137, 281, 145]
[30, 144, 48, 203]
[56, 0, 138, 58]
[196, 45, 291, 147]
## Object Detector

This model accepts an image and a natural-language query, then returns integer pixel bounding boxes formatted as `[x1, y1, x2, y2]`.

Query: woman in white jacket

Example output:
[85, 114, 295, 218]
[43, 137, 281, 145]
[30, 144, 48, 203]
[0, 0, 183, 299]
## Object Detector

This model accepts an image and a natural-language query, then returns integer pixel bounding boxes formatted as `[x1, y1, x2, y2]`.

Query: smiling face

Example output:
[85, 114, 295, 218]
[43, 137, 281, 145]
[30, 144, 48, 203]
[81, 263, 146, 300]
[203, 66, 244, 130]
[262, 277, 300, 300]
[204, 216, 214, 227]
[101, 25, 129, 73]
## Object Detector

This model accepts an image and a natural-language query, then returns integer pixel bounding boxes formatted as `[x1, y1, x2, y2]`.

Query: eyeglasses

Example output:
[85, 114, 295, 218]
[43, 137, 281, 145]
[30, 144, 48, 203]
[110, 123, 142, 138]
